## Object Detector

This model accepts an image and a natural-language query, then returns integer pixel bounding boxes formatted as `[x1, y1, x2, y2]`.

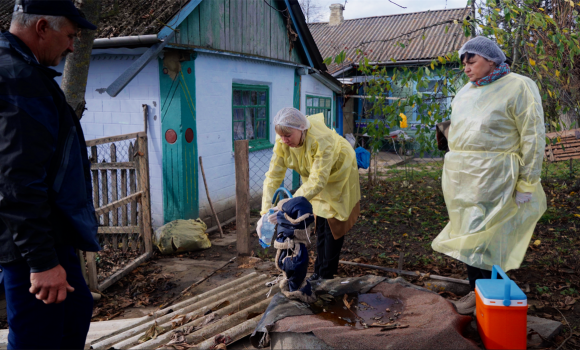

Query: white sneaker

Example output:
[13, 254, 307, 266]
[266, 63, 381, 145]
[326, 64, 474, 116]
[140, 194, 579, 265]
[452, 291, 476, 315]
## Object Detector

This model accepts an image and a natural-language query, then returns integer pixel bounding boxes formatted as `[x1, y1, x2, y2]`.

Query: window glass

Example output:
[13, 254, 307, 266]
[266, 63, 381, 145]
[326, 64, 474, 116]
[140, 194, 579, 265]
[233, 85, 270, 148]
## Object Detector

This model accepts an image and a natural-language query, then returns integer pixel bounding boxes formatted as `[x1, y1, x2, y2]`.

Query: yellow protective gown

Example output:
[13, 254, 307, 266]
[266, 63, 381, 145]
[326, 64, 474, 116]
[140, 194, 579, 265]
[261, 114, 360, 224]
[432, 73, 547, 272]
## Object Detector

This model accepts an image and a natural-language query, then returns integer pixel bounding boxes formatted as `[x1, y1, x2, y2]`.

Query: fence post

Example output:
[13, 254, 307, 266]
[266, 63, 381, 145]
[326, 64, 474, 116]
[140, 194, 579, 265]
[128, 142, 137, 251]
[87, 146, 99, 290]
[110, 143, 118, 250]
[137, 134, 153, 254]
[235, 140, 250, 255]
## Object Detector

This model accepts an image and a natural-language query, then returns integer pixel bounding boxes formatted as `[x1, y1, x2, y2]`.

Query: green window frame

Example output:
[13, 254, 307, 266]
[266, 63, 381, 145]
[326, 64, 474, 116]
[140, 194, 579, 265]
[232, 84, 272, 151]
[306, 95, 332, 127]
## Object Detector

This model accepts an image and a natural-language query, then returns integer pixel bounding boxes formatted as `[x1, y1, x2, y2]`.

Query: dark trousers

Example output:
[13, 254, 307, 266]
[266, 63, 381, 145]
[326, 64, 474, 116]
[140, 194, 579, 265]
[314, 217, 344, 279]
[0, 246, 93, 349]
[466, 264, 492, 291]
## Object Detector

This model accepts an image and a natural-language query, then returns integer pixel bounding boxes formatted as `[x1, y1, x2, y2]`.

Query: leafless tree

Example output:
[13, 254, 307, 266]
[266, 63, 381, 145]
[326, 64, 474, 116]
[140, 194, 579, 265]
[298, 0, 324, 23]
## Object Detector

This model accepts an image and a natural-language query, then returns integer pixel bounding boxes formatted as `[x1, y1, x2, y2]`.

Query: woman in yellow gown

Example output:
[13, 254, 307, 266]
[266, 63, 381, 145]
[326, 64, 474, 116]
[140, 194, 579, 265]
[259, 107, 360, 281]
[432, 36, 547, 314]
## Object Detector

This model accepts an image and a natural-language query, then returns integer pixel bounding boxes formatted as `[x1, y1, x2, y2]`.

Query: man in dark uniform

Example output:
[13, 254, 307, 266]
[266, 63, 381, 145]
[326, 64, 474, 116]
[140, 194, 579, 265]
[0, 1, 100, 348]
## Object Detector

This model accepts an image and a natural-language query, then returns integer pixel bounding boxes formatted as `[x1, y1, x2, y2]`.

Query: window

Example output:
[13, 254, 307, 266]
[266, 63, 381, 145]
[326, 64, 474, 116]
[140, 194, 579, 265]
[306, 95, 332, 127]
[232, 84, 270, 150]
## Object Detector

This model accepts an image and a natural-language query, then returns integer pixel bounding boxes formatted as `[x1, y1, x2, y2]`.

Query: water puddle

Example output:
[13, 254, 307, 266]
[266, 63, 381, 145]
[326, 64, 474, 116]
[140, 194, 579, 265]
[311, 292, 404, 329]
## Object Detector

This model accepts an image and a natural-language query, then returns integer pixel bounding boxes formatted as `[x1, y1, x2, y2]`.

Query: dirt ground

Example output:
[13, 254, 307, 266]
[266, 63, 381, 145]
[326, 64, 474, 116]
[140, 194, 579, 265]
[0, 158, 578, 349]
[340, 159, 580, 349]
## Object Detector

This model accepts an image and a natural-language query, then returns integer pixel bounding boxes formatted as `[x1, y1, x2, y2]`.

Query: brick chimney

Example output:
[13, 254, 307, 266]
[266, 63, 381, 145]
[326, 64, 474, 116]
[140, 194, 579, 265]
[329, 3, 344, 26]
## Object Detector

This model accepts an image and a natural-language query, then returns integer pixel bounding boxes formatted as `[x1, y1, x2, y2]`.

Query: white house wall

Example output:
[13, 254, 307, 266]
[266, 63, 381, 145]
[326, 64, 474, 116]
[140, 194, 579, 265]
[54, 53, 164, 229]
[300, 74, 335, 127]
[195, 52, 297, 227]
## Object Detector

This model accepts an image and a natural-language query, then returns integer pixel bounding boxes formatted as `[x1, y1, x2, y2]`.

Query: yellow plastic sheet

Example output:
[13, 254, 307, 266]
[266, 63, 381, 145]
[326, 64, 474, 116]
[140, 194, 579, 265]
[261, 114, 360, 222]
[432, 73, 547, 272]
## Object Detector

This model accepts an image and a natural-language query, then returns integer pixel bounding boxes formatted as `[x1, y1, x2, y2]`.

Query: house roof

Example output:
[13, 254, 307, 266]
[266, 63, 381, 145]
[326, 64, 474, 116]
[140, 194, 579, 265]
[0, 0, 186, 38]
[308, 8, 471, 75]
[0, 0, 329, 70]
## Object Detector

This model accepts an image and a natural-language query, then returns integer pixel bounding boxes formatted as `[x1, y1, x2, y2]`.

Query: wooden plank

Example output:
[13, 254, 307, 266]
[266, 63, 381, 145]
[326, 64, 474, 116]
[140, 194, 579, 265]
[546, 128, 580, 140]
[248, 0, 255, 55]
[339, 260, 471, 285]
[98, 252, 152, 292]
[86, 132, 145, 147]
[179, 13, 188, 45]
[100, 164, 109, 228]
[98, 226, 141, 234]
[76, 249, 88, 284]
[129, 142, 137, 251]
[263, 0, 270, 58]
[199, 0, 212, 47]
[91, 146, 99, 212]
[550, 146, 580, 155]
[257, 0, 263, 56]
[94, 191, 143, 216]
[211, 0, 223, 50]
[230, 0, 241, 53]
[137, 133, 153, 254]
[553, 154, 580, 161]
[190, 6, 201, 45]
[242, 0, 249, 54]
[224, 0, 230, 51]
[110, 144, 118, 250]
[235, 140, 250, 255]
[253, 0, 259, 55]
[86, 251, 98, 290]
[90, 161, 136, 170]
[120, 168, 128, 252]
[279, 3, 289, 61]
[270, 1, 279, 60]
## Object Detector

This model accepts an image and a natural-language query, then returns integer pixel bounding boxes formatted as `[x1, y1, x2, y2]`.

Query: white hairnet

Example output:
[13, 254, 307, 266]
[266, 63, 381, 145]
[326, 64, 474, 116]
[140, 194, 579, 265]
[458, 36, 506, 66]
[273, 107, 311, 131]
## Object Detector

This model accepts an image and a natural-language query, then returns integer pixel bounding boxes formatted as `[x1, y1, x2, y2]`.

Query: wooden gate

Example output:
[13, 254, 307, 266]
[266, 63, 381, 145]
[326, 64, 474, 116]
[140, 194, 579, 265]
[83, 110, 153, 291]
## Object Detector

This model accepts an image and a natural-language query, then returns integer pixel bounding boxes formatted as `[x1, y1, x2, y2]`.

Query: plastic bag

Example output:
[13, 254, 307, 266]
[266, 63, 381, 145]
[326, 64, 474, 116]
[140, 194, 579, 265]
[154, 219, 211, 254]
[345, 133, 356, 148]
[259, 208, 277, 248]
[355, 147, 371, 169]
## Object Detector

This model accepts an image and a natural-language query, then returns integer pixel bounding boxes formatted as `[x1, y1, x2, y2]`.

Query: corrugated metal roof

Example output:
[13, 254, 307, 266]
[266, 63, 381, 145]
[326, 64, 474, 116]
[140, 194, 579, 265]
[308, 8, 471, 75]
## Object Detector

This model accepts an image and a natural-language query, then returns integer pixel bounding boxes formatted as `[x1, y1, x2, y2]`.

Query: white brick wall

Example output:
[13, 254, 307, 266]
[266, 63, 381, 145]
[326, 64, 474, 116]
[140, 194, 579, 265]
[54, 52, 164, 228]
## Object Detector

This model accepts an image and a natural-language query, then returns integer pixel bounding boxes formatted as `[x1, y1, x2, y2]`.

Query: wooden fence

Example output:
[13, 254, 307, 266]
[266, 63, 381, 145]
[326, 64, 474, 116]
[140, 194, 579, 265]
[83, 108, 153, 291]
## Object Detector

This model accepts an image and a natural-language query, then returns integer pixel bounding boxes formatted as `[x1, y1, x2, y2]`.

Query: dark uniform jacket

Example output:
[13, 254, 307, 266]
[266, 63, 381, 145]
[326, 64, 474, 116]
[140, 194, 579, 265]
[0, 31, 100, 273]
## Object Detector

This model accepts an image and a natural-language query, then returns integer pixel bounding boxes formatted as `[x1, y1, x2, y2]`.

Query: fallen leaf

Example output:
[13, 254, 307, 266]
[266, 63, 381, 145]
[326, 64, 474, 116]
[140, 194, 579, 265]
[343, 294, 353, 309]
[534, 240, 541, 246]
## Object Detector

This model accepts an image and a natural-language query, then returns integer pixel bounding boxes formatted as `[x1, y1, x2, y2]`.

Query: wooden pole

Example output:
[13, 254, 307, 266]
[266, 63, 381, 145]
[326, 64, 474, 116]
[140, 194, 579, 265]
[137, 135, 153, 254]
[199, 156, 224, 238]
[110, 143, 118, 250]
[88, 146, 99, 290]
[86, 252, 99, 290]
[234, 140, 250, 255]
[339, 260, 470, 285]
[142, 104, 148, 134]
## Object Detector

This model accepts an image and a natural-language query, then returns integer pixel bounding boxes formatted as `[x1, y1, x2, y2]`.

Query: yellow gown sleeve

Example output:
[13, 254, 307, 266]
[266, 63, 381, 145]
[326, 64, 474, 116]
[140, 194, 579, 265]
[294, 136, 334, 202]
[514, 83, 546, 193]
[261, 141, 288, 215]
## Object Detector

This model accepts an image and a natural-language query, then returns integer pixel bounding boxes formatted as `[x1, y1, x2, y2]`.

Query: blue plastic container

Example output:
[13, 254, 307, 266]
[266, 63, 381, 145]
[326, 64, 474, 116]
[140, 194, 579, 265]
[259, 187, 293, 248]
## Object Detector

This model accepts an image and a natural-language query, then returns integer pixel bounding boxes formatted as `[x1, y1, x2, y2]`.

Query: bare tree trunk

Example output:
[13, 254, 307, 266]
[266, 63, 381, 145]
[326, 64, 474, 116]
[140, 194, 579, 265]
[61, 0, 101, 120]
